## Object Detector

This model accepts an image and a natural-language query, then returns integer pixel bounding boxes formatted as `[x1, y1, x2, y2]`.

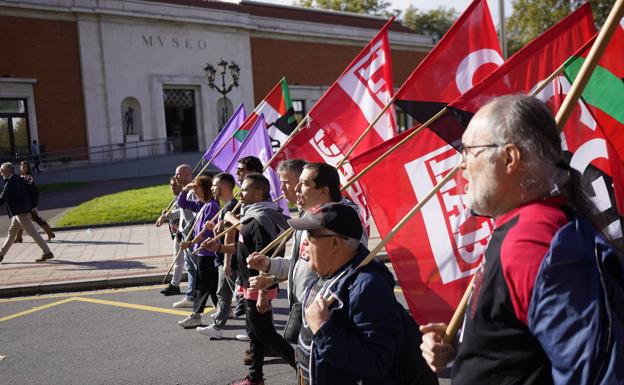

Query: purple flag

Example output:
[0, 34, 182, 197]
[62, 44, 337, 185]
[226, 115, 290, 215]
[204, 103, 246, 164]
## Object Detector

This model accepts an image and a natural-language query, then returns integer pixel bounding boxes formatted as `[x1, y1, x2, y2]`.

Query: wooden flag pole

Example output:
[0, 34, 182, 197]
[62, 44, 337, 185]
[323, 164, 461, 306]
[555, 0, 624, 129]
[342, 107, 448, 191]
[335, 95, 397, 169]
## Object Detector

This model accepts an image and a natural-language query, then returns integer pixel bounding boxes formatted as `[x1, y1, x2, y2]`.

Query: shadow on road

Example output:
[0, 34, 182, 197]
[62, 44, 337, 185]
[47, 259, 153, 270]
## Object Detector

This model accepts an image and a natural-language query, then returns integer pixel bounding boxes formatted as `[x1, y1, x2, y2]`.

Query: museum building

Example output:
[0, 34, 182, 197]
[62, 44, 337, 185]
[0, 0, 432, 162]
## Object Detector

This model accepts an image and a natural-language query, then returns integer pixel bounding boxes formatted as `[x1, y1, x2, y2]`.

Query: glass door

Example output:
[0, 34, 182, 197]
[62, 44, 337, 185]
[0, 99, 31, 162]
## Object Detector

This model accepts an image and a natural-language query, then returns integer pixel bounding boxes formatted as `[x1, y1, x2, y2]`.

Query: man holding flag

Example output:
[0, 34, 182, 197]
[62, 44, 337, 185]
[420, 95, 624, 385]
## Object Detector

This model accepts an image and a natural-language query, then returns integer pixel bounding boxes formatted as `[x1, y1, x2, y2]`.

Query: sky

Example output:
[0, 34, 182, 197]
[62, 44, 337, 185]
[257, 0, 514, 20]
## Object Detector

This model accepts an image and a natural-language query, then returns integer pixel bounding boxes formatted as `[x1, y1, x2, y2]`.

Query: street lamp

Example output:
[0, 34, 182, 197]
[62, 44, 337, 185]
[204, 58, 240, 129]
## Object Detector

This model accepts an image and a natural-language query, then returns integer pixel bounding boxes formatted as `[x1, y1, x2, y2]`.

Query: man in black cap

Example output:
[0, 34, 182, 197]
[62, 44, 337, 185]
[289, 203, 400, 385]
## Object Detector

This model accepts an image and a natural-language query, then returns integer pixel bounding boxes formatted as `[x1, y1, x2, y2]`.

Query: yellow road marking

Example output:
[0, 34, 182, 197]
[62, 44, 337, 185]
[0, 298, 76, 322]
[0, 285, 165, 303]
[72, 297, 209, 316]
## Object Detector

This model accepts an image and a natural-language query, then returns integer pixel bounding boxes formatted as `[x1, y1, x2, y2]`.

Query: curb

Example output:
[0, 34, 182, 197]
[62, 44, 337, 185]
[0, 273, 167, 298]
[0, 253, 390, 298]
[51, 221, 154, 232]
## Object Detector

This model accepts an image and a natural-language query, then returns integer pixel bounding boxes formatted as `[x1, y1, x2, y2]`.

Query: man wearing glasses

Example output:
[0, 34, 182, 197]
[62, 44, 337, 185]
[289, 202, 400, 385]
[420, 95, 624, 385]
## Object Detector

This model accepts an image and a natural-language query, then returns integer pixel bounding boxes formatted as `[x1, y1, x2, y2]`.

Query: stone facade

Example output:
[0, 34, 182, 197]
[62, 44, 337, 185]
[0, 0, 432, 157]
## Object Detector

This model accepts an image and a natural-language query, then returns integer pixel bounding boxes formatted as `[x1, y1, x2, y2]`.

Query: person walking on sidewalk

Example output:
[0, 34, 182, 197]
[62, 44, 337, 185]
[177, 175, 220, 328]
[14, 161, 55, 243]
[0, 162, 53, 263]
[156, 176, 185, 296]
[171, 164, 198, 308]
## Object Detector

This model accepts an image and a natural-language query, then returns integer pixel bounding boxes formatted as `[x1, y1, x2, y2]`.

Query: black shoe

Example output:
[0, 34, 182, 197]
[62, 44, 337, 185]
[35, 252, 54, 262]
[160, 284, 181, 296]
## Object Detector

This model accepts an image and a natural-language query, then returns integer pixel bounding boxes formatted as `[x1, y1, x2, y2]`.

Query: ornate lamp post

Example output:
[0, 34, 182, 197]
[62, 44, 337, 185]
[204, 58, 240, 129]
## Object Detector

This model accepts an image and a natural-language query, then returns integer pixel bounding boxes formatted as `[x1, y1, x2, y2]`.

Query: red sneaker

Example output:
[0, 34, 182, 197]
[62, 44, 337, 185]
[230, 376, 265, 385]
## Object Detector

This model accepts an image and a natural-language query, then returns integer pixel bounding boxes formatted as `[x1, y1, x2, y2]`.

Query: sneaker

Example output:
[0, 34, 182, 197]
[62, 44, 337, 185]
[173, 297, 194, 308]
[35, 252, 54, 263]
[160, 284, 181, 296]
[230, 376, 264, 385]
[235, 332, 250, 341]
[197, 324, 224, 339]
[177, 313, 202, 328]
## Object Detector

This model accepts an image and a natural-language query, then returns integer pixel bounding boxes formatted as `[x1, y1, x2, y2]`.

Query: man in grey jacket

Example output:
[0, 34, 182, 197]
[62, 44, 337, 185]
[247, 162, 365, 344]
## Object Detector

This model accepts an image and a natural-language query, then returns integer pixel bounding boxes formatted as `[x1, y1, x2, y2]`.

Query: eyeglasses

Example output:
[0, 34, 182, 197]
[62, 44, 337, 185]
[458, 143, 500, 160]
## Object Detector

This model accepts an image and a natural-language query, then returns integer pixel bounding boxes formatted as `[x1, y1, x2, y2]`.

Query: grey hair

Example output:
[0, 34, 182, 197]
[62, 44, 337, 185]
[1, 162, 14, 173]
[343, 237, 360, 252]
[483, 95, 614, 243]
[277, 159, 306, 176]
[484, 95, 568, 199]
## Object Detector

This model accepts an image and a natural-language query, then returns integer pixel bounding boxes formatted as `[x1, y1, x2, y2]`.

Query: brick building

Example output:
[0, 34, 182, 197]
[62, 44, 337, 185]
[0, 0, 432, 161]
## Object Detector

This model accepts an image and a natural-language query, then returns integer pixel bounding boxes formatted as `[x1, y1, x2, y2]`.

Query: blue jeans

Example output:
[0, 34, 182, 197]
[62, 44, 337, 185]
[184, 250, 197, 300]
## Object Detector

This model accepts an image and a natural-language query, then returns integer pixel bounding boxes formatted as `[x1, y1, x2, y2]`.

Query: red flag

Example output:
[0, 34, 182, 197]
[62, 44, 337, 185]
[275, 19, 398, 232]
[350, 128, 492, 324]
[432, 3, 596, 146]
[535, 74, 624, 246]
[278, 18, 397, 162]
[395, 0, 503, 123]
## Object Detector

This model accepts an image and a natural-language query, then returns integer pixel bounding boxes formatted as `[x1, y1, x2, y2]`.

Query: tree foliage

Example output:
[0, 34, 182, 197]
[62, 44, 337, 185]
[294, 0, 392, 15]
[401, 6, 459, 41]
[507, 0, 615, 55]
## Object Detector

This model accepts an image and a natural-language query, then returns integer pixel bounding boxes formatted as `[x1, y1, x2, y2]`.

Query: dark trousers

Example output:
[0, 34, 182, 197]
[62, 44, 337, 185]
[31, 210, 47, 227]
[192, 255, 218, 314]
[246, 298, 296, 381]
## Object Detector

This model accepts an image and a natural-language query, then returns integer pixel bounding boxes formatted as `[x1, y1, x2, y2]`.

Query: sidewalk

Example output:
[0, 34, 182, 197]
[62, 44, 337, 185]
[0, 221, 385, 298]
[0, 224, 173, 297]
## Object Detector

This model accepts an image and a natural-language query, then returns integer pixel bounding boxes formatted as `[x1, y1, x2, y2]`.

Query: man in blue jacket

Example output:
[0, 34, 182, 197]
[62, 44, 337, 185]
[0, 162, 53, 263]
[419, 95, 624, 385]
[289, 202, 400, 385]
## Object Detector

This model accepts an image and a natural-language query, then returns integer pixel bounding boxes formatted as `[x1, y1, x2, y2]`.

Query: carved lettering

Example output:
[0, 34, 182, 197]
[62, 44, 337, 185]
[140, 34, 209, 50]
[141, 35, 153, 46]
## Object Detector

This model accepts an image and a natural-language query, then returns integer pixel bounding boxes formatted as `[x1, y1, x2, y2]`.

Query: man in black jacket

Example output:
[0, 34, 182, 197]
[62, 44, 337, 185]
[0, 162, 53, 263]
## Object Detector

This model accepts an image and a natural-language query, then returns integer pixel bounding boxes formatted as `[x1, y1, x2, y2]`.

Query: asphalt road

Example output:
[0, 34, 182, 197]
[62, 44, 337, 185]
[0, 284, 451, 385]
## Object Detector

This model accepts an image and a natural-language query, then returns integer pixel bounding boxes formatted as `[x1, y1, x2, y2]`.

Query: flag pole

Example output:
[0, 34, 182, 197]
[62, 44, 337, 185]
[336, 95, 397, 169]
[555, 0, 624, 130]
[323, 165, 461, 306]
[342, 107, 448, 191]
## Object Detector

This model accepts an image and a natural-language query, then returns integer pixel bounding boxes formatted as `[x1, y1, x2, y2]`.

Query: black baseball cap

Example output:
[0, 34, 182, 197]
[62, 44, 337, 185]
[288, 202, 363, 240]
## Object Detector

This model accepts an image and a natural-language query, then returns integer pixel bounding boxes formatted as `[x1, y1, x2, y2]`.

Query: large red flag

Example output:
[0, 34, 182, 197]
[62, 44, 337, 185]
[431, 3, 596, 147]
[275, 19, 398, 231]
[395, 0, 503, 123]
[350, 128, 492, 324]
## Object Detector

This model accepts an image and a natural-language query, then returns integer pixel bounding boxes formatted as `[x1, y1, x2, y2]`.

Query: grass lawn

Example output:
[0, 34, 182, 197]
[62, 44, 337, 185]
[56, 184, 172, 227]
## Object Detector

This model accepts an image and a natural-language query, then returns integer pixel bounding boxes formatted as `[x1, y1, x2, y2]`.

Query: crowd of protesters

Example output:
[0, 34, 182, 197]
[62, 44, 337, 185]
[154, 96, 622, 385]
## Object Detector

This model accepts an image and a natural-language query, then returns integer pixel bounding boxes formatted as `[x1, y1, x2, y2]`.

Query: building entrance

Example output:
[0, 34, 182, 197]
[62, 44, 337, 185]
[0, 99, 31, 162]
[163, 89, 198, 152]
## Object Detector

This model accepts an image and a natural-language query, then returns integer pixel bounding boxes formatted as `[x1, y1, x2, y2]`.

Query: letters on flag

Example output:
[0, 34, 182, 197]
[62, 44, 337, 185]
[350, 129, 492, 325]
[276, 19, 399, 232]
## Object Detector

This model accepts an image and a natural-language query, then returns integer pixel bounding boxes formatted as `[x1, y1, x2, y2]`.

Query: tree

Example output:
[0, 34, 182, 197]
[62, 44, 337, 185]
[507, 0, 615, 55]
[294, 0, 392, 15]
[401, 6, 459, 41]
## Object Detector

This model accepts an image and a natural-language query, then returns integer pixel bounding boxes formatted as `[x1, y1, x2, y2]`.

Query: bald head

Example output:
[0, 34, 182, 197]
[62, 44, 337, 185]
[175, 164, 193, 185]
